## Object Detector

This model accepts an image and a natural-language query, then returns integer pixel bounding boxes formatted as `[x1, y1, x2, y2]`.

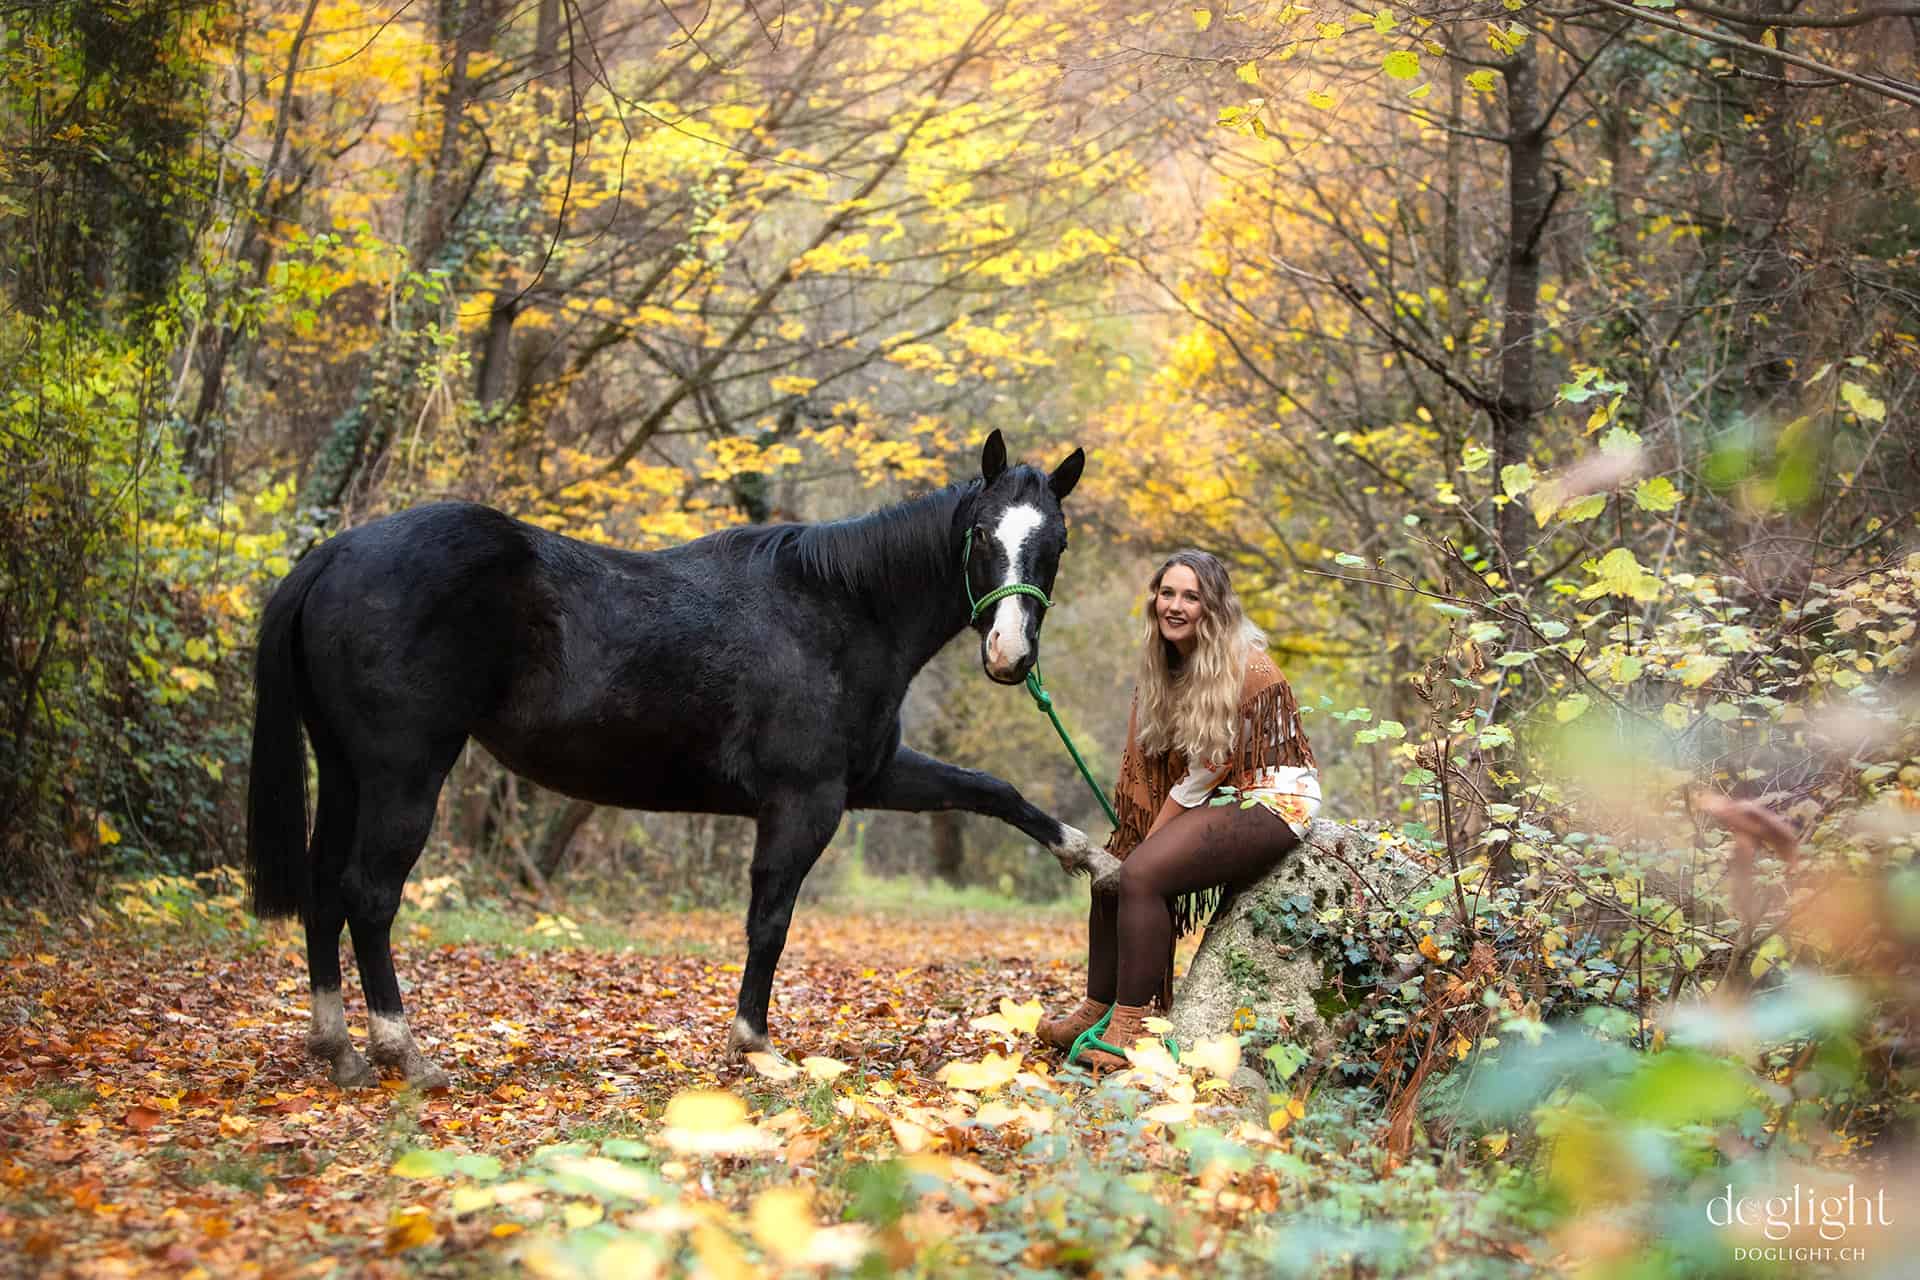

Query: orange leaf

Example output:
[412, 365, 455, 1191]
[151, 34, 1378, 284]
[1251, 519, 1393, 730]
[384, 1205, 438, 1255]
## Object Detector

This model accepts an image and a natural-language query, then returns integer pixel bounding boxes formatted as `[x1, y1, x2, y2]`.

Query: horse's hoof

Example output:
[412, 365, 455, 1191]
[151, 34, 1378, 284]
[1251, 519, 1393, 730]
[1049, 824, 1091, 873]
[1084, 850, 1124, 895]
[328, 1050, 374, 1089]
[727, 1016, 775, 1060]
[406, 1061, 453, 1091]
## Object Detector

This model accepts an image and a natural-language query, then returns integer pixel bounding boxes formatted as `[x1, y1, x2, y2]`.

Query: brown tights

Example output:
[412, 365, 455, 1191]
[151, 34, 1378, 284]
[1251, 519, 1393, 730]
[1084, 800, 1302, 1006]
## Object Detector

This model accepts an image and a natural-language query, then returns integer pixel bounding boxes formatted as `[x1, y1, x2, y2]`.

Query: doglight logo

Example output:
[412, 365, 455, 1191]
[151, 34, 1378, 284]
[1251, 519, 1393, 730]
[1708, 1183, 1890, 1264]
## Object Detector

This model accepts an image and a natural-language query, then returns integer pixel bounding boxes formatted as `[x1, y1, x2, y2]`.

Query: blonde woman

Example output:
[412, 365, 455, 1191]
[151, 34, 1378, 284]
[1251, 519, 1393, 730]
[1036, 550, 1321, 1070]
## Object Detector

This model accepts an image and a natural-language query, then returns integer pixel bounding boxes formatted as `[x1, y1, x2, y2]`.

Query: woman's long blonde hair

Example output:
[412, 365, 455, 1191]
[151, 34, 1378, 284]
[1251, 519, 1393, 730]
[1134, 549, 1265, 768]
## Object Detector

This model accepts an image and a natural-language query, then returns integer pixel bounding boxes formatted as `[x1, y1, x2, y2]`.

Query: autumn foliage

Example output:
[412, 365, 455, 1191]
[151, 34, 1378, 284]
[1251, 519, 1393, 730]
[3, 0, 1920, 1275]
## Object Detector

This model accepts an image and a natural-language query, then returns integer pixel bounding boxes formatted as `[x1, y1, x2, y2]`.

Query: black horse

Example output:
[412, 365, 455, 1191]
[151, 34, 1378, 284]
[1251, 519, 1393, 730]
[246, 431, 1117, 1087]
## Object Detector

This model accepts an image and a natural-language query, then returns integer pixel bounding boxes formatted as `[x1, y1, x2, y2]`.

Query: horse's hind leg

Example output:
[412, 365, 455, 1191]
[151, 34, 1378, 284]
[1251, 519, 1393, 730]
[848, 746, 1117, 880]
[343, 758, 457, 1089]
[305, 749, 371, 1087]
[728, 785, 846, 1060]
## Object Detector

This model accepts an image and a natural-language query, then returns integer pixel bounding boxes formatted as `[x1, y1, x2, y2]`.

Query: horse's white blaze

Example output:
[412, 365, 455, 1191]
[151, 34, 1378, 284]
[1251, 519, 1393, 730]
[987, 503, 1045, 668]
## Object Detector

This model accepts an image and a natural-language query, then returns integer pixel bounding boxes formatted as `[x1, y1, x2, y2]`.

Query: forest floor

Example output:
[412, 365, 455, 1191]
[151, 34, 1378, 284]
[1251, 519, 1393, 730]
[0, 879, 1524, 1278]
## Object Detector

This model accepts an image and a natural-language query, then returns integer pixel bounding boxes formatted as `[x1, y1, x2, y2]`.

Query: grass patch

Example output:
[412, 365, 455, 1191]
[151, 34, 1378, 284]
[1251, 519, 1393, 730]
[821, 852, 1081, 917]
[34, 1084, 93, 1116]
[182, 1152, 274, 1194]
[412, 902, 664, 954]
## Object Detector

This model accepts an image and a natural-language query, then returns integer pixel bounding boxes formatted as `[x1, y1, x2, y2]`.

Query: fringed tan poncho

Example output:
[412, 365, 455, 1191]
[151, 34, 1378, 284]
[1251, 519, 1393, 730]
[1106, 647, 1318, 942]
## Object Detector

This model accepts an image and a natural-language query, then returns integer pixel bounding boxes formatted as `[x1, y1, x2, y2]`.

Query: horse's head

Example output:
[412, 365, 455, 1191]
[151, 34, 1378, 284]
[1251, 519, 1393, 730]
[964, 429, 1084, 685]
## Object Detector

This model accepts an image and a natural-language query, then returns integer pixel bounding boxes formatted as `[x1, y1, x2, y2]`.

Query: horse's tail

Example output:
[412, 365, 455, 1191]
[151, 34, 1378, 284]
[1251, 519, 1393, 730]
[246, 539, 337, 920]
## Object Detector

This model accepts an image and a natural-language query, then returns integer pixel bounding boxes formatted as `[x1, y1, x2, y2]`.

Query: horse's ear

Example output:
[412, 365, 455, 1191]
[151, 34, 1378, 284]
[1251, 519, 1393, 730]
[980, 430, 1007, 483]
[1048, 447, 1085, 501]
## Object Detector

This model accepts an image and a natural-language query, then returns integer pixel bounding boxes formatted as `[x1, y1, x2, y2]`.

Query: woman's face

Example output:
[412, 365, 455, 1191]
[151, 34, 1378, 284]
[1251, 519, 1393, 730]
[1154, 563, 1204, 655]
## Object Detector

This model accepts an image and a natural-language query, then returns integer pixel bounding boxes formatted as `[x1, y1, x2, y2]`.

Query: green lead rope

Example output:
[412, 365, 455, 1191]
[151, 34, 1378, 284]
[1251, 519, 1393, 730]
[1021, 665, 1119, 829]
[1067, 1006, 1180, 1067]
[962, 528, 1120, 829]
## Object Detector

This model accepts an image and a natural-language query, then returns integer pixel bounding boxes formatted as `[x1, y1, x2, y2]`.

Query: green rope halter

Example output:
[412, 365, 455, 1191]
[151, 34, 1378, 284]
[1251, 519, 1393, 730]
[962, 525, 1054, 620]
[962, 526, 1120, 829]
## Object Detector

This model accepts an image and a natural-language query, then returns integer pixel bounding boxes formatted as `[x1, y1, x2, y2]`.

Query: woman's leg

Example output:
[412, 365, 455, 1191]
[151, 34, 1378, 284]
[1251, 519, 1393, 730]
[1037, 895, 1120, 1050]
[1086, 894, 1118, 1003]
[1113, 803, 1301, 1006]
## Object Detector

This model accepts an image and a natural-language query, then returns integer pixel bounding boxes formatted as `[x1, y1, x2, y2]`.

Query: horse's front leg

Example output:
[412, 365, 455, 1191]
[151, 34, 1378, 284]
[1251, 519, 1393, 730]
[728, 783, 848, 1061]
[846, 746, 1122, 882]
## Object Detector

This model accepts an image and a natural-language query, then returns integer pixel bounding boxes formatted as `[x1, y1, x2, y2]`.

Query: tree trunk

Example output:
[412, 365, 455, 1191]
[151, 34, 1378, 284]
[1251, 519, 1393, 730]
[929, 811, 966, 888]
[536, 798, 596, 880]
[1491, 37, 1555, 582]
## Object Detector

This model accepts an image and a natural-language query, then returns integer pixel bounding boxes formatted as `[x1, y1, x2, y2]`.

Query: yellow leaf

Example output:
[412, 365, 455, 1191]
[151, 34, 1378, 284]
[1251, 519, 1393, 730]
[749, 1187, 816, 1266]
[1577, 547, 1661, 602]
[660, 1090, 773, 1156]
[384, 1205, 437, 1255]
[998, 997, 1042, 1036]
[1675, 653, 1726, 688]
[1418, 934, 1441, 961]
[745, 1052, 801, 1083]
[1466, 69, 1497, 93]
[903, 1154, 1004, 1189]
[709, 104, 758, 130]
[1382, 50, 1419, 80]
[973, 1100, 1054, 1131]
[663, 1090, 748, 1131]
[1192, 6, 1212, 30]
[936, 1051, 1023, 1092]
[800, 1055, 850, 1082]
[692, 1224, 754, 1280]
[1484, 1130, 1510, 1156]
[1307, 89, 1335, 110]
[1840, 381, 1887, 422]
[1185, 1034, 1242, 1080]
[1145, 1100, 1199, 1124]
[1123, 1037, 1182, 1080]
[1237, 62, 1260, 86]
[588, 1238, 663, 1279]
[97, 815, 121, 846]
[1633, 476, 1683, 512]
[889, 1116, 933, 1153]
[450, 1185, 496, 1215]
[490, 1222, 524, 1238]
[563, 1201, 604, 1230]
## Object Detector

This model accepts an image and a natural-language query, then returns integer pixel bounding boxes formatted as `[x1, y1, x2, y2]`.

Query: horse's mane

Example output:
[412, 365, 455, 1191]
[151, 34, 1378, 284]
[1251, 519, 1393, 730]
[712, 477, 985, 598]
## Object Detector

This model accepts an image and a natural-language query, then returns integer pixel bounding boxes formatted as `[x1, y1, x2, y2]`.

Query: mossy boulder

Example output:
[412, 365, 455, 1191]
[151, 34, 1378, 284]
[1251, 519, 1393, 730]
[1168, 818, 1431, 1050]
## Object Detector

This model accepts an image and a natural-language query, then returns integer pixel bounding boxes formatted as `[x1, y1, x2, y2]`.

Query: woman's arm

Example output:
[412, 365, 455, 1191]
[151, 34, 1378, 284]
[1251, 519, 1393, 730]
[1145, 759, 1230, 838]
